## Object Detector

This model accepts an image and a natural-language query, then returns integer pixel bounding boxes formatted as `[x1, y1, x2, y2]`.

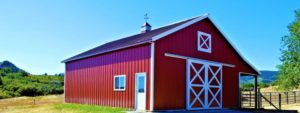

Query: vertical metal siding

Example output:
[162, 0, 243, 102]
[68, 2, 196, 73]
[65, 44, 151, 110]
[154, 18, 257, 110]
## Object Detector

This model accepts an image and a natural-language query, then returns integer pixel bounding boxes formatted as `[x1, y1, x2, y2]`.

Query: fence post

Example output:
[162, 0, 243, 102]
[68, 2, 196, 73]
[294, 91, 296, 103]
[257, 88, 261, 109]
[286, 92, 289, 104]
[239, 88, 241, 108]
[270, 92, 272, 103]
[279, 93, 282, 110]
[250, 91, 252, 107]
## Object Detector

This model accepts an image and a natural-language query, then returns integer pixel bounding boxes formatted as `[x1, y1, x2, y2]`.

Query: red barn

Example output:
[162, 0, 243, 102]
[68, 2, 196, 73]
[62, 14, 259, 111]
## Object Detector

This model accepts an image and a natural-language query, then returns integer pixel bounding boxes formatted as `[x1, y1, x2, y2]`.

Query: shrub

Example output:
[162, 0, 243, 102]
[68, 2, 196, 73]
[259, 83, 269, 88]
[18, 84, 43, 96]
[0, 89, 11, 99]
[240, 83, 254, 91]
[0, 68, 64, 99]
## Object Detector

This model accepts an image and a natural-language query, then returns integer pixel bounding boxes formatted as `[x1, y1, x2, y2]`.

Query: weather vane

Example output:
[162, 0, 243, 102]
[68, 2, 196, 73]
[144, 13, 149, 22]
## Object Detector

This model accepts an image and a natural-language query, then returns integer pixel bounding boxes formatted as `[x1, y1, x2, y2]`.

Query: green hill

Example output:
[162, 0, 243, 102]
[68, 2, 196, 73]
[0, 61, 64, 99]
[0, 60, 21, 72]
[240, 71, 279, 84]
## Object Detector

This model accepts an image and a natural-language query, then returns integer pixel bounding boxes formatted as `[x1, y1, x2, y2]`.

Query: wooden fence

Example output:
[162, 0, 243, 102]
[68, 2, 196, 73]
[241, 91, 300, 109]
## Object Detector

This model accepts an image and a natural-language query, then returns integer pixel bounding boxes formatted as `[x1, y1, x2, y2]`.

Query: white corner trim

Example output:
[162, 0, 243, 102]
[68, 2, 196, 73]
[165, 53, 235, 68]
[152, 14, 209, 41]
[207, 17, 260, 75]
[150, 43, 155, 111]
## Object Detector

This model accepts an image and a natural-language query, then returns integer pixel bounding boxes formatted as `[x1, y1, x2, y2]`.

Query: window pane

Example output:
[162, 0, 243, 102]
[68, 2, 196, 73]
[115, 77, 119, 89]
[138, 76, 145, 93]
[119, 76, 125, 89]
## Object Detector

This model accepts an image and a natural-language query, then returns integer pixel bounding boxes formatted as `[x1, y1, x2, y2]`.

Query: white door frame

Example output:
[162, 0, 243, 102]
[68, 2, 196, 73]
[135, 72, 147, 111]
[186, 59, 223, 110]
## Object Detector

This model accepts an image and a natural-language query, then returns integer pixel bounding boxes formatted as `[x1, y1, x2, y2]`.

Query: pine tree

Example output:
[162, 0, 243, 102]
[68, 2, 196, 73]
[277, 10, 300, 91]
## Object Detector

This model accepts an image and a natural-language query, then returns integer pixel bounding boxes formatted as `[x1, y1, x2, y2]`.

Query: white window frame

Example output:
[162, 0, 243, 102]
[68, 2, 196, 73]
[114, 75, 126, 91]
[197, 31, 212, 53]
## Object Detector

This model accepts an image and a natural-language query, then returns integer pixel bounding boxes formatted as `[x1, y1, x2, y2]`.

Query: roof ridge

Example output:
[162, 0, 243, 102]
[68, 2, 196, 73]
[102, 14, 206, 46]
[102, 13, 209, 45]
[152, 13, 208, 30]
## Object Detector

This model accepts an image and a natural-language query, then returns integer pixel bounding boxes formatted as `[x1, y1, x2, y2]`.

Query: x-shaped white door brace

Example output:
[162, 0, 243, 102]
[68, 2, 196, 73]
[187, 59, 222, 110]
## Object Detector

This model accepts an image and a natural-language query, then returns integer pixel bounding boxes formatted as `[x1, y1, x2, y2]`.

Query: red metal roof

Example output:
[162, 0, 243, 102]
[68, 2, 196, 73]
[62, 16, 200, 63]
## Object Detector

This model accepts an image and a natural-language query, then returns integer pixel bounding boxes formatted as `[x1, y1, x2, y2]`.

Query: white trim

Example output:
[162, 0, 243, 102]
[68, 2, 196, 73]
[165, 53, 235, 68]
[113, 75, 126, 91]
[197, 31, 212, 53]
[135, 72, 147, 111]
[207, 17, 260, 75]
[152, 13, 209, 41]
[150, 43, 155, 111]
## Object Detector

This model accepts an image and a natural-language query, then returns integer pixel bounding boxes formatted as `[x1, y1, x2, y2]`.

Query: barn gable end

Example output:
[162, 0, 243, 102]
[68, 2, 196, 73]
[153, 18, 258, 110]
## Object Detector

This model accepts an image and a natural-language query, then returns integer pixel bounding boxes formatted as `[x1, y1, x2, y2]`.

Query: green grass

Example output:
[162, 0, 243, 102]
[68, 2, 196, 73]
[54, 103, 127, 113]
[0, 95, 129, 113]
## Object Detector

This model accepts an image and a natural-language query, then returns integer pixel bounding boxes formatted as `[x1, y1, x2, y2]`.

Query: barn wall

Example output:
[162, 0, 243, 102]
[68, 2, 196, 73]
[154, 18, 257, 110]
[65, 44, 151, 110]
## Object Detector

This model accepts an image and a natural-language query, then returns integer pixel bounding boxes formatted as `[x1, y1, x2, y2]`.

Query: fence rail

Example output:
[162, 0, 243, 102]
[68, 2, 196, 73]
[241, 90, 300, 109]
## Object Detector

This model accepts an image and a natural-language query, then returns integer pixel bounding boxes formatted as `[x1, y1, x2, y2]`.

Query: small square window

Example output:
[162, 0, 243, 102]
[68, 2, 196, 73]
[197, 31, 212, 53]
[114, 75, 126, 91]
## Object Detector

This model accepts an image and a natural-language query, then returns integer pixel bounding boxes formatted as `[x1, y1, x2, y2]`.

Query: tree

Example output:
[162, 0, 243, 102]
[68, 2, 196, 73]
[277, 10, 300, 91]
[0, 77, 3, 85]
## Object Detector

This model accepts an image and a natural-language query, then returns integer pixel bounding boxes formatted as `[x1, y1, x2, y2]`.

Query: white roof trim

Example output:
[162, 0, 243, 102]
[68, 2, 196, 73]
[151, 14, 260, 75]
[207, 16, 260, 75]
[152, 13, 209, 41]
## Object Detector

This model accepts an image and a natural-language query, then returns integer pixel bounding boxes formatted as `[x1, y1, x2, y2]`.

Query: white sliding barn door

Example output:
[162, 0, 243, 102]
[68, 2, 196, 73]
[186, 59, 222, 110]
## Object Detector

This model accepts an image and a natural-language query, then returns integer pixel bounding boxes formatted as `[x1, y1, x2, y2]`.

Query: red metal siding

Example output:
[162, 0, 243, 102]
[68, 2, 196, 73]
[65, 44, 151, 110]
[154, 18, 257, 110]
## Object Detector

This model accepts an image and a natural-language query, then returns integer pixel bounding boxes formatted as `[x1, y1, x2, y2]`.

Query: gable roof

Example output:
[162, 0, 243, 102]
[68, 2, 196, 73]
[62, 15, 201, 63]
[62, 14, 260, 75]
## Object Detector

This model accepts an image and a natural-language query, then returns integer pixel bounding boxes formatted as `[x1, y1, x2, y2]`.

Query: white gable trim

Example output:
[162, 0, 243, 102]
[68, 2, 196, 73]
[207, 16, 260, 75]
[152, 13, 209, 41]
[151, 14, 260, 75]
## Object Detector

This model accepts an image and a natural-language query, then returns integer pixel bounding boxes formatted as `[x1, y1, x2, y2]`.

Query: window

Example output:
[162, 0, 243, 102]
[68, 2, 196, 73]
[114, 75, 126, 91]
[197, 31, 212, 53]
[138, 76, 145, 93]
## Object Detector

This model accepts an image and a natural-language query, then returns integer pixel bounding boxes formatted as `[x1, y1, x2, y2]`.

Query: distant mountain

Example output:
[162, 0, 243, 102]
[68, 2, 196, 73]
[240, 71, 279, 84]
[0, 60, 22, 72]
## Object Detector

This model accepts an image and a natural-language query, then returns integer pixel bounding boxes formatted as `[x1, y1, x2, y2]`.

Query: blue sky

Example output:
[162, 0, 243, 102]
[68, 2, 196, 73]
[0, 1, 299, 74]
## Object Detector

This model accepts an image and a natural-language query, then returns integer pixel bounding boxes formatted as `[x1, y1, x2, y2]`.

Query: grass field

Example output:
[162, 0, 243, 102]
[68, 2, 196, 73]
[264, 103, 300, 112]
[0, 95, 128, 113]
[1, 94, 299, 113]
